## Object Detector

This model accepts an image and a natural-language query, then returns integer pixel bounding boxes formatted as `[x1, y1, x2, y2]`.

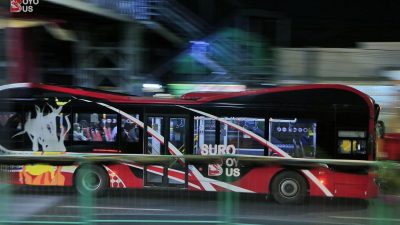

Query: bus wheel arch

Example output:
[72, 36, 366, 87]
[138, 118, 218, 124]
[73, 164, 109, 196]
[269, 170, 309, 204]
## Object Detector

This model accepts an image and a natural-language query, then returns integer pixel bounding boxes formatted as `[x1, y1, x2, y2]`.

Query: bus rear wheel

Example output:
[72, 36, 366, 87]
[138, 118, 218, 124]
[74, 165, 109, 196]
[270, 171, 308, 204]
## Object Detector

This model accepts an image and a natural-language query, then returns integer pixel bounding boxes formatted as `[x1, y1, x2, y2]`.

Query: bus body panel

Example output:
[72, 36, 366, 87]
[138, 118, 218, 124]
[230, 167, 283, 193]
[105, 164, 144, 189]
[10, 165, 76, 187]
[8, 162, 378, 199]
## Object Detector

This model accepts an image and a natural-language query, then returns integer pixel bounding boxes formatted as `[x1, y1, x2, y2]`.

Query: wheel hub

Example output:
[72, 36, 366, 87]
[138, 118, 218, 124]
[279, 179, 299, 198]
[82, 172, 101, 191]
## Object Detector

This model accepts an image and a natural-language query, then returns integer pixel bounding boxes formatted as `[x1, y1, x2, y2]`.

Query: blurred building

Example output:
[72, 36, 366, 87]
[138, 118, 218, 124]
[275, 42, 400, 132]
[275, 42, 400, 83]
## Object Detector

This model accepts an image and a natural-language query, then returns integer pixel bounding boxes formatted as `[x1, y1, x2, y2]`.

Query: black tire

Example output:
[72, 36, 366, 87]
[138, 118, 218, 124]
[270, 170, 308, 204]
[74, 164, 109, 196]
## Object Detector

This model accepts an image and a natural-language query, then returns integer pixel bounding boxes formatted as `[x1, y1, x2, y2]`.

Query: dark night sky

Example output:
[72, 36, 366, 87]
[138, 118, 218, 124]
[266, 0, 400, 47]
[264, 0, 400, 46]
[182, 0, 400, 47]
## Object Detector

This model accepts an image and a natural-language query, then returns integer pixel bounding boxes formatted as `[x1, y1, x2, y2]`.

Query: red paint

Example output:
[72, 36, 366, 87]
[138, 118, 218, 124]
[181, 92, 232, 100]
[106, 164, 143, 188]
[10, 0, 22, 13]
[305, 169, 334, 197]
[167, 168, 186, 182]
[188, 173, 204, 191]
[31, 83, 197, 105]
[366, 172, 379, 198]
[63, 172, 74, 186]
[146, 165, 164, 174]
[93, 149, 121, 153]
[383, 133, 400, 161]
[210, 183, 225, 192]
[231, 167, 283, 193]
[332, 170, 378, 199]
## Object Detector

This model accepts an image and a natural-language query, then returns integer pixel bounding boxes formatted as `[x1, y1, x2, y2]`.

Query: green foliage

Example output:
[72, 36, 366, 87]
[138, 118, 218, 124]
[377, 162, 400, 195]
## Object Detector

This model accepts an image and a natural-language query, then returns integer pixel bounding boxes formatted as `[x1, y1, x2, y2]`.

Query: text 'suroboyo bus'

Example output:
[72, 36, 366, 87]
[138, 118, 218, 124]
[0, 83, 380, 204]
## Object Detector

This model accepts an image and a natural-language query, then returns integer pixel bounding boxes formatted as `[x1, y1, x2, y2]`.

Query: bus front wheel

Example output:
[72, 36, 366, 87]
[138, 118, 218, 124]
[74, 165, 109, 196]
[270, 171, 308, 204]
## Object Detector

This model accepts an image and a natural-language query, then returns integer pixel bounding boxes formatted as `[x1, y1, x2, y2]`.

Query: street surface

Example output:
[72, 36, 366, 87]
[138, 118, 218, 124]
[1, 187, 399, 225]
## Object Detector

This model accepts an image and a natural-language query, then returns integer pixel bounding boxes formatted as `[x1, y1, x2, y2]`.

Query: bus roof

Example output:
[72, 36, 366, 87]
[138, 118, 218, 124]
[0, 82, 375, 108]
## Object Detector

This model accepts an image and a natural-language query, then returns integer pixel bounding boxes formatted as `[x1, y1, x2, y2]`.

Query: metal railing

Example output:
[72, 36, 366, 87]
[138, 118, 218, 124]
[0, 155, 399, 224]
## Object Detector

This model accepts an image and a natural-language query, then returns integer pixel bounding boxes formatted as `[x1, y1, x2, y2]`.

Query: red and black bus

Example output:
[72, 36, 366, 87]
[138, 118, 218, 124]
[0, 83, 380, 204]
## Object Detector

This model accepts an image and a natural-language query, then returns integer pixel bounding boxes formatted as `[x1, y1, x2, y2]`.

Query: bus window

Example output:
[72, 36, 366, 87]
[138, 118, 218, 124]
[1, 103, 71, 151]
[73, 113, 117, 142]
[169, 118, 186, 154]
[147, 116, 164, 155]
[220, 117, 265, 156]
[269, 118, 317, 158]
[193, 116, 216, 155]
[337, 130, 367, 155]
[121, 114, 140, 143]
[0, 111, 25, 150]
[54, 112, 70, 142]
[0, 112, 18, 127]
[0, 112, 23, 132]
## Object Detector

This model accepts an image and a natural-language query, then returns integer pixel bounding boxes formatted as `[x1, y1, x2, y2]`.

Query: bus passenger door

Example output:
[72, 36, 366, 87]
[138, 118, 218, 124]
[167, 117, 188, 188]
[144, 116, 165, 186]
[144, 115, 188, 188]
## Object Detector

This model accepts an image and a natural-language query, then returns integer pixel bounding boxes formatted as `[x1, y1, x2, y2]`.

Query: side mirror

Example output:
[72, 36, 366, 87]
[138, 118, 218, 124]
[377, 120, 385, 138]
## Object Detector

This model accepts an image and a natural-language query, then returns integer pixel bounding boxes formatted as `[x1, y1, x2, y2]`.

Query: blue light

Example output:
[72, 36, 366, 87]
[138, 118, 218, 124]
[89, 0, 151, 20]
[190, 41, 209, 55]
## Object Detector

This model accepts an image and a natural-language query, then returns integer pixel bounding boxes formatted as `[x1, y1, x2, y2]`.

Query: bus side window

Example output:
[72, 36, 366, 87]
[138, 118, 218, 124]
[193, 116, 216, 155]
[220, 117, 265, 156]
[0, 111, 25, 149]
[121, 114, 140, 143]
[169, 117, 187, 154]
[269, 118, 317, 158]
[1, 112, 23, 132]
[73, 113, 118, 142]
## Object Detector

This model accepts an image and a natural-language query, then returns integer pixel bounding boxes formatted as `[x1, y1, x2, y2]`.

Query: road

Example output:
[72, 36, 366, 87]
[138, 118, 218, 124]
[1, 187, 399, 225]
